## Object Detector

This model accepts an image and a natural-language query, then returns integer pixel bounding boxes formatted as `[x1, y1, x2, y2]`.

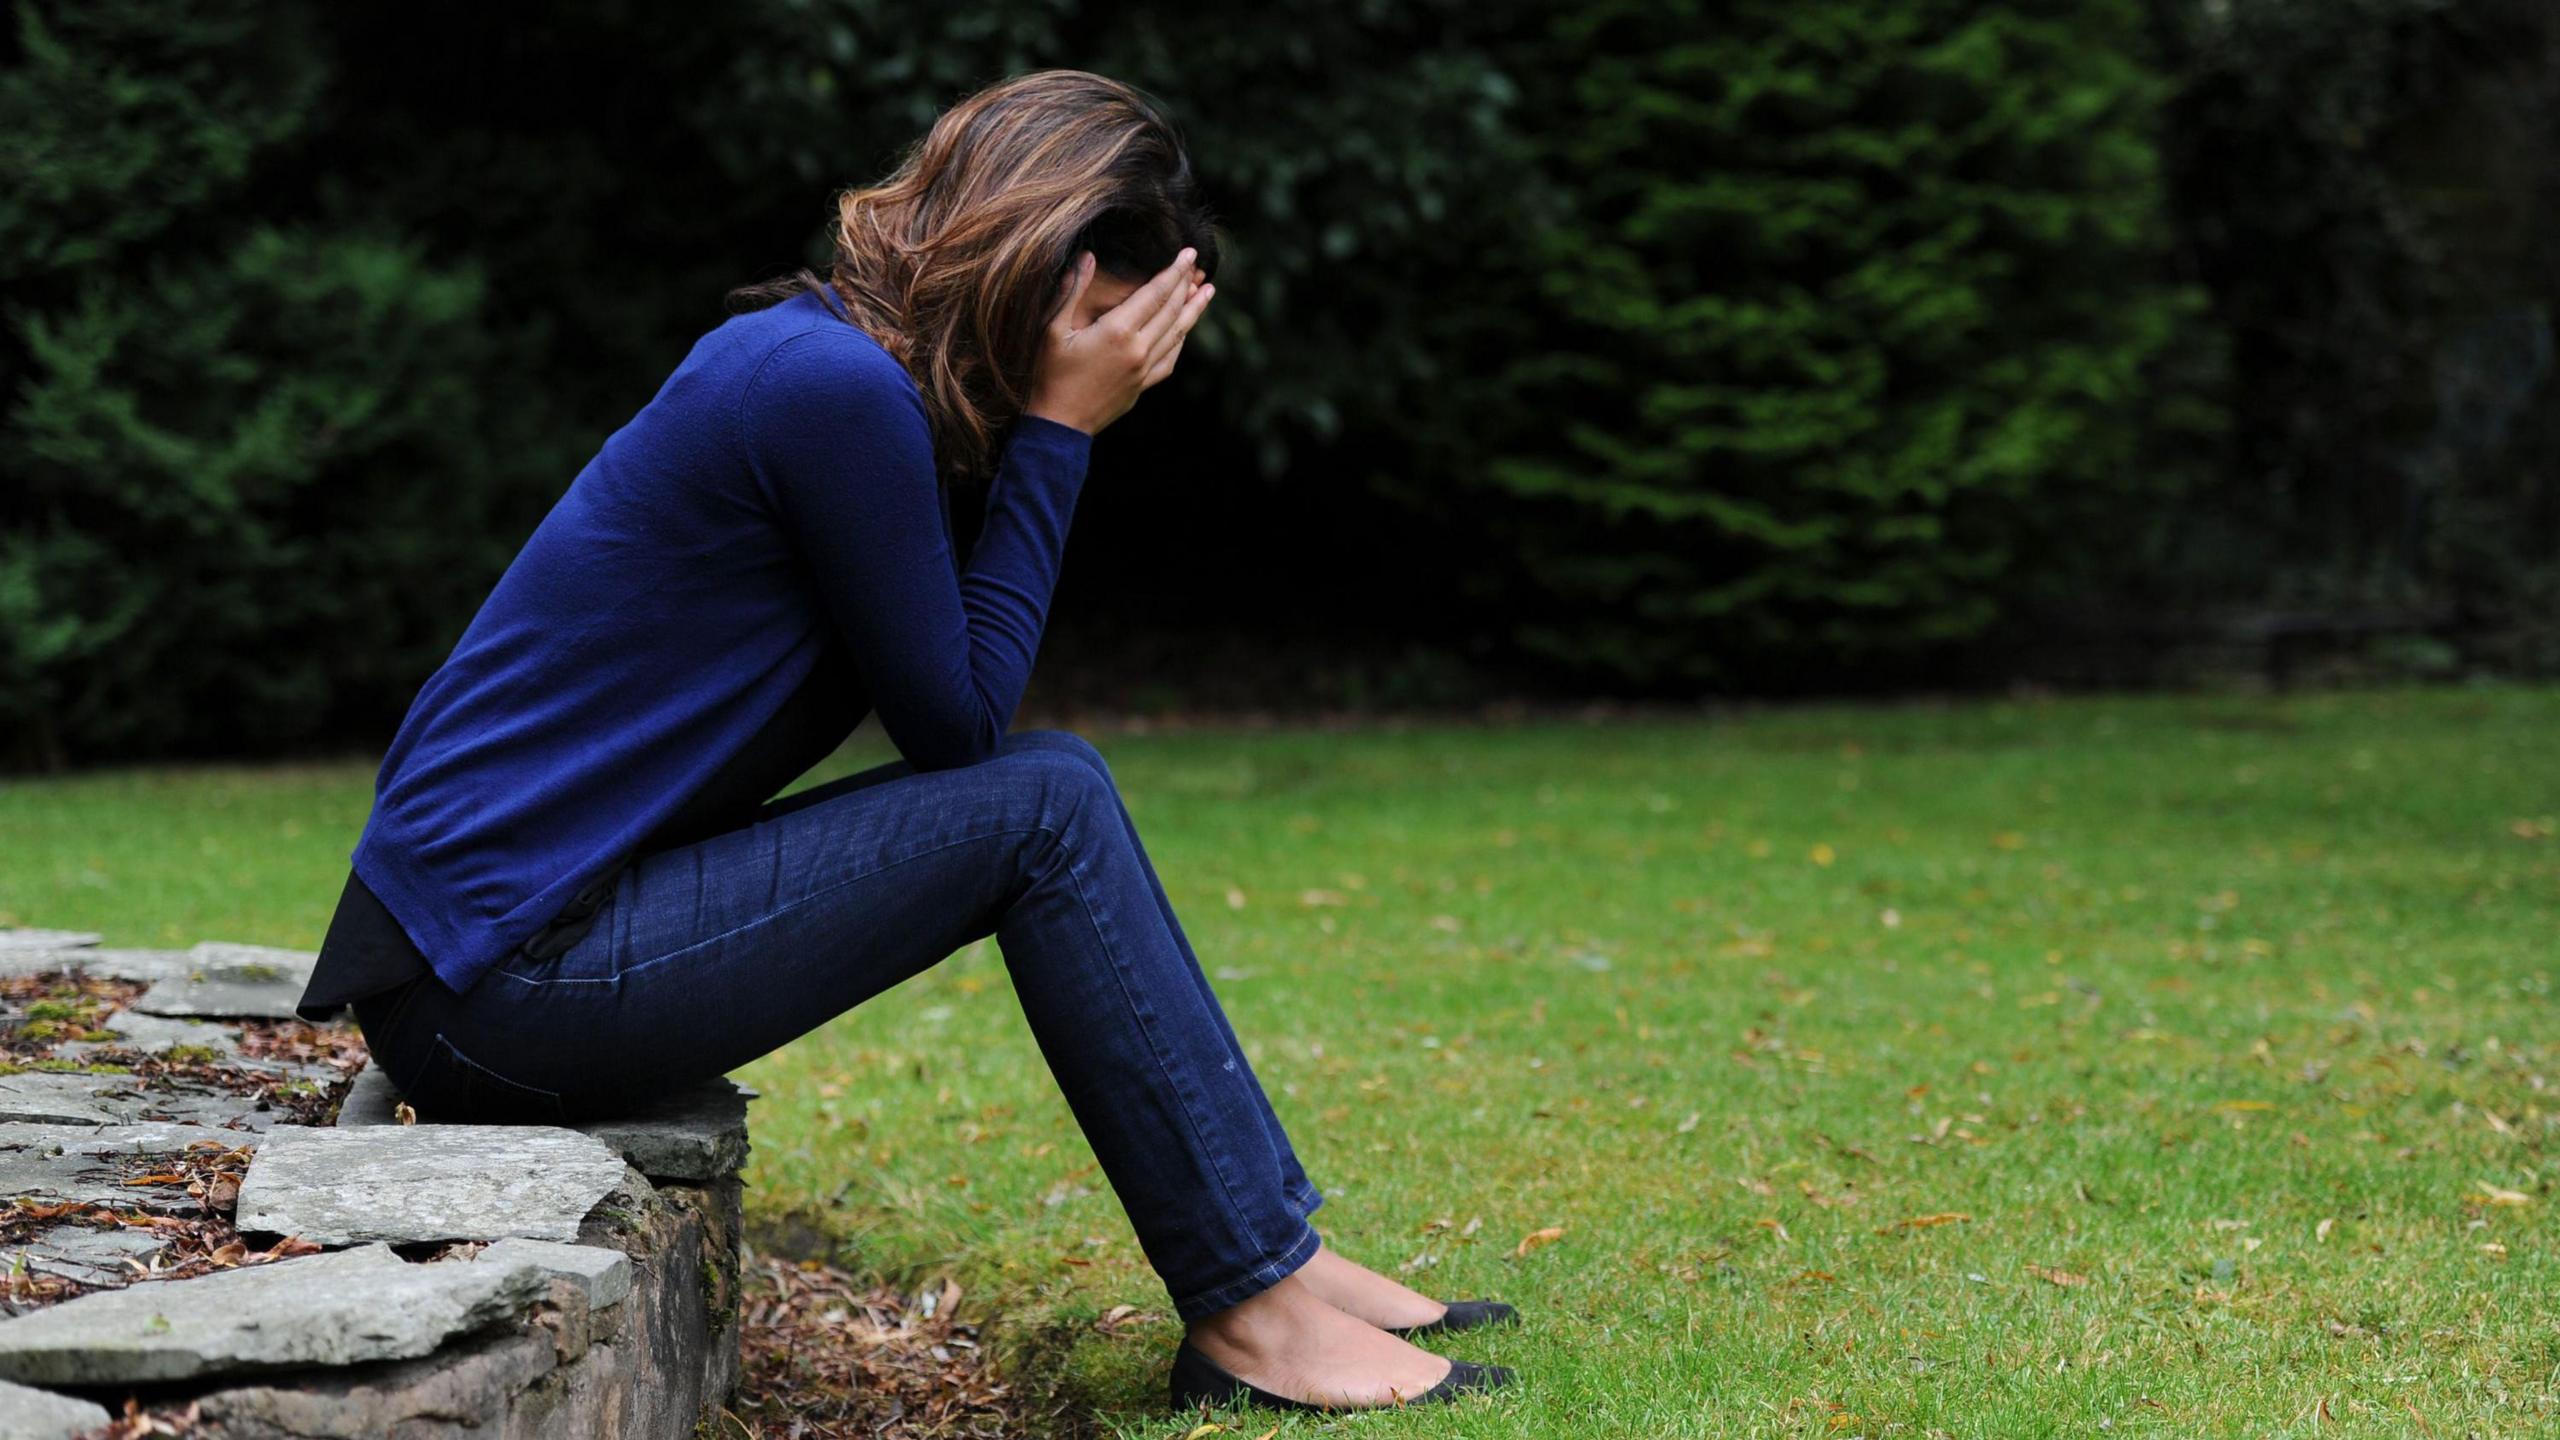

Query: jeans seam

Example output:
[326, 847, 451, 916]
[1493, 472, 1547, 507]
[1100, 769, 1320, 1227]
[490, 827, 1055, 989]
[1048, 814, 1281, 1293]
[1169, 1215, 1321, 1320]
[426, 1031, 567, 1124]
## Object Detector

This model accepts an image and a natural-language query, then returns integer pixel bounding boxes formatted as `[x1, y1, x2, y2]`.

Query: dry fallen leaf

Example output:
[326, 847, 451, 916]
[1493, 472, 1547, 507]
[2026, 1263, 2087, 1287]
[1514, 1226, 1566, 1258]
[2475, 1181, 2531, 1207]
[1876, 1212, 1972, 1235]
[1091, 1303, 1153, 1337]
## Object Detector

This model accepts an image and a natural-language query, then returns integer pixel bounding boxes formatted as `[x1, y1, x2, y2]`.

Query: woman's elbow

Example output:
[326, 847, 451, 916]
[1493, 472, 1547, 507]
[897, 719, 1005, 772]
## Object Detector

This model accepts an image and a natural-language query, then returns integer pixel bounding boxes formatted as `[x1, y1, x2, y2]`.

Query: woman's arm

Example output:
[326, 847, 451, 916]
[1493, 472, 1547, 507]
[739, 330, 1091, 771]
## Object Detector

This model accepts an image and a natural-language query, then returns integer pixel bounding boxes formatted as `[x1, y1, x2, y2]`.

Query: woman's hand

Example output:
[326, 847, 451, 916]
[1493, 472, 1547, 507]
[1025, 246, 1215, 436]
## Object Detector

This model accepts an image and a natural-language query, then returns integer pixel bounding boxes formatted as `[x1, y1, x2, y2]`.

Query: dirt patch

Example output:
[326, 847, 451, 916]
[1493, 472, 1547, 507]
[707, 1252, 1084, 1438]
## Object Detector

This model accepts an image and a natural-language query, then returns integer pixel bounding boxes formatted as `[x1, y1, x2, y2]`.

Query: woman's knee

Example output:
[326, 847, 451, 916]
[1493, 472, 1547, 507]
[988, 740, 1117, 819]
[977, 746, 1126, 886]
[999, 727, 1114, 784]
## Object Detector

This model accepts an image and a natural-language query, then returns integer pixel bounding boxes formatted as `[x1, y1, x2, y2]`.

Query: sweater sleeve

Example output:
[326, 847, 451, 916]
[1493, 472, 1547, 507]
[738, 328, 1092, 771]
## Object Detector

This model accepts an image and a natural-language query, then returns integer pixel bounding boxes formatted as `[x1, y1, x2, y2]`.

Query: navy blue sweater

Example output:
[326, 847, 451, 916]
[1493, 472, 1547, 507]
[351, 286, 1091, 996]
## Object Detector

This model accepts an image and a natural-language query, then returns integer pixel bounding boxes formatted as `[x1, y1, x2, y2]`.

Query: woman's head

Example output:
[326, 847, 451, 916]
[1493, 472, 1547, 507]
[733, 69, 1220, 487]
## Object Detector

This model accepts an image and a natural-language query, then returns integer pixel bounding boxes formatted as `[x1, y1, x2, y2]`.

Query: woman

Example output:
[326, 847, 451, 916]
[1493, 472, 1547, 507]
[296, 70, 1516, 1414]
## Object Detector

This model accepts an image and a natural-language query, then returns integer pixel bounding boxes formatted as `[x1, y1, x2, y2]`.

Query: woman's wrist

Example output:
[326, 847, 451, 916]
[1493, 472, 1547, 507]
[1022, 401, 1098, 437]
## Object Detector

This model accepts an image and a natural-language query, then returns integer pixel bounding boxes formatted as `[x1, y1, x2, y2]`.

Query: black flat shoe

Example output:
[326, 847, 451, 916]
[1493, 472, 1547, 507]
[1168, 1339, 1514, 1414]
[1384, 1298, 1520, 1340]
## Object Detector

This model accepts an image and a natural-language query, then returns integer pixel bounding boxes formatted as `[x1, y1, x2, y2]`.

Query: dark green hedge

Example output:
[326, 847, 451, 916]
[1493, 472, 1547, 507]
[3, 0, 2552, 765]
[2, 4, 555, 764]
[1390, 0, 2222, 687]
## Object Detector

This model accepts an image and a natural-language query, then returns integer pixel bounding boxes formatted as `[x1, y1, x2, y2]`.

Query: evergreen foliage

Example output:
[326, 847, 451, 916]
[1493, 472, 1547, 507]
[1, 4, 528, 763]
[1395, 0, 2220, 686]
[3, 0, 2551, 764]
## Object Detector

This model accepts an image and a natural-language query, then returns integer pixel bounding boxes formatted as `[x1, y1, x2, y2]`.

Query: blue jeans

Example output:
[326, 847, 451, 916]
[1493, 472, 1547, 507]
[353, 728, 1325, 1321]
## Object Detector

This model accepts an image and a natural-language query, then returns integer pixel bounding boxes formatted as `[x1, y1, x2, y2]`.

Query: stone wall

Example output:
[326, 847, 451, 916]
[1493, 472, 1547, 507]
[0, 927, 750, 1439]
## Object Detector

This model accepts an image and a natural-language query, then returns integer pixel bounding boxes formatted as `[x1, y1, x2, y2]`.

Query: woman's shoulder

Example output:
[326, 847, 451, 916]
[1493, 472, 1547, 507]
[718, 299, 930, 464]
[729, 296, 922, 419]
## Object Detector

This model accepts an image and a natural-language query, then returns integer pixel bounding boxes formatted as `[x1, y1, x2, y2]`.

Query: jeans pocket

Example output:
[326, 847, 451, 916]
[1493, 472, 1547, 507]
[407, 1032, 569, 1127]
[503, 862, 629, 985]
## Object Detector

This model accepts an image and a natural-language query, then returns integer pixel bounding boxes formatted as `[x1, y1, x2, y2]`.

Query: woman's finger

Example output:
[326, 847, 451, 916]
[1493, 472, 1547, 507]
[1121, 249, 1198, 345]
[1132, 279, 1197, 352]
[1142, 334, 1186, 388]
[1143, 282, 1215, 372]
[1111, 248, 1198, 338]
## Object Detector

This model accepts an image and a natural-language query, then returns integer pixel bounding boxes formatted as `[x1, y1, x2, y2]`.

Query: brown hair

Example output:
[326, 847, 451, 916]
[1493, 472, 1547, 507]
[728, 69, 1221, 491]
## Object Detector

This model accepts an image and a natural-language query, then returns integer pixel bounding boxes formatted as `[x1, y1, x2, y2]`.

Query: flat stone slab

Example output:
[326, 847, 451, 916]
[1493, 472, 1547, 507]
[0, 1073, 306, 1133]
[576, 1078, 752, 1181]
[0, 948, 202, 983]
[187, 1325, 558, 1440]
[236, 1126, 628, 1245]
[10, 1225, 167, 1288]
[99, 1009, 241, 1055]
[121, 1084, 304, 1133]
[129, 976, 303, 1021]
[0, 941, 317, 995]
[0, 1122, 250, 1215]
[467, 1238, 632, 1310]
[0, 1119, 241, 1155]
[0, 1377, 111, 1439]
[0, 931, 98, 953]
[333, 1064, 402, 1127]
[339, 1069, 752, 1181]
[0, 1074, 137, 1128]
[120, 943, 318, 1020]
[184, 941, 316, 982]
[0, 1243, 543, 1386]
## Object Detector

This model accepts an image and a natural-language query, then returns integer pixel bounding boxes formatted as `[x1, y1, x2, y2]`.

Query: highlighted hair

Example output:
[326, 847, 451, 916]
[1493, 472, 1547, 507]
[731, 69, 1220, 489]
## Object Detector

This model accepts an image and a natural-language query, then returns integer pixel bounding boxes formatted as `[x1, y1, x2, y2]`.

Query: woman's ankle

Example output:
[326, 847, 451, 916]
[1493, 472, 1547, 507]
[1185, 1274, 1334, 1355]
[1288, 1239, 1451, 1328]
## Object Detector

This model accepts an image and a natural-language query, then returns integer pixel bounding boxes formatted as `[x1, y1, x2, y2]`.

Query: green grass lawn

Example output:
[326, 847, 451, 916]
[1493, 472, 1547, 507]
[6, 688, 2556, 1437]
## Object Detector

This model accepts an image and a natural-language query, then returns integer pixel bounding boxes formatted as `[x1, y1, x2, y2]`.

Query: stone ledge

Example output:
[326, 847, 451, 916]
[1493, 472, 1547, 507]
[0, 927, 752, 1440]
